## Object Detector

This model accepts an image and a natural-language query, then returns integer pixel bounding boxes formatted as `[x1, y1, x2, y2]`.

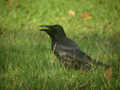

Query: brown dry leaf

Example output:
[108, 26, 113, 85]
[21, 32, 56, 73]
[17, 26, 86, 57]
[56, 17, 65, 20]
[116, 4, 120, 9]
[80, 12, 93, 20]
[85, 25, 92, 30]
[8, 0, 18, 7]
[68, 10, 75, 16]
[90, 4, 94, 8]
[104, 67, 112, 80]
[8, 0, 12, 5]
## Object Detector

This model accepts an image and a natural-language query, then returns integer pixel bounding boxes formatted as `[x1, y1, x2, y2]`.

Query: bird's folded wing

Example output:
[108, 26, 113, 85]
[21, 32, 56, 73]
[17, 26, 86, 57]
[55, 43, 92, 64]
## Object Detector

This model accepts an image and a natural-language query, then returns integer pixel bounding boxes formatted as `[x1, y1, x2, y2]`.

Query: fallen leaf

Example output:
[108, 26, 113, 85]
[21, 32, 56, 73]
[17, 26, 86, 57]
[85, 25, 92, 30]
[8, 0, 18, 8]
[104, 67, 112, 80]
[116, 4, 120, 9]
[90, 4, 94, 8]
[80, 12, 93, 20]
[56, 17, 65, 20]
[68, 10, 75, 16]
[8, 0, 12, 5]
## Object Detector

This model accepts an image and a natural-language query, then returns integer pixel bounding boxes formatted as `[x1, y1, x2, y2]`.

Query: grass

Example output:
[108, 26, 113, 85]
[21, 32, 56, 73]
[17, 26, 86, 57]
[0, 0, 120, 89]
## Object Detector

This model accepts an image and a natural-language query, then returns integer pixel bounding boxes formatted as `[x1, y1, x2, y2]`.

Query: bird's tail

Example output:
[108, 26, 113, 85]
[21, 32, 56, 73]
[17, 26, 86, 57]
[92, 60, 110, 69]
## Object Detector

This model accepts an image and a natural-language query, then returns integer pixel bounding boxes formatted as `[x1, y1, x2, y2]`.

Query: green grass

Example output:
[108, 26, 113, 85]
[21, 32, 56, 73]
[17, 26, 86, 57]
[0, 0, 120, 89]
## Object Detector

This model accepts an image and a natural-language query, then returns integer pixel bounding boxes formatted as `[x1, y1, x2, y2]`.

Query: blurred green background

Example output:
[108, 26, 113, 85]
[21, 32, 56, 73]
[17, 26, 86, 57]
[0, 0, 120, 89]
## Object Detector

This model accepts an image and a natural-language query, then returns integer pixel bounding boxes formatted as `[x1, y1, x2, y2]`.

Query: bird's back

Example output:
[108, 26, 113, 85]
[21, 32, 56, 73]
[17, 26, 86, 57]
[52, 37, 92, 69]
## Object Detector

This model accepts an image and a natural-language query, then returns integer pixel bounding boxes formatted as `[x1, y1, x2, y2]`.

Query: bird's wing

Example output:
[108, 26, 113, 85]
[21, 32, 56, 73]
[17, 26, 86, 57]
[54, 38, 92, 64]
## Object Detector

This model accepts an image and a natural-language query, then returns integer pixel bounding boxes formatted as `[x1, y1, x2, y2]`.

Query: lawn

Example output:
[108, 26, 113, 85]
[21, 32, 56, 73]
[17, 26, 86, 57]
[0, 0, 120, 90]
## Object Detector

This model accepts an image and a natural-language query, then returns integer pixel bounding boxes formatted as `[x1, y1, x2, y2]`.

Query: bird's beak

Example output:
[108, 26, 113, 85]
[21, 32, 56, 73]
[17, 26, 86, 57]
[40, 29, 48, 31]
[40, 25, 51, 28]
[40, 25, 52, 31]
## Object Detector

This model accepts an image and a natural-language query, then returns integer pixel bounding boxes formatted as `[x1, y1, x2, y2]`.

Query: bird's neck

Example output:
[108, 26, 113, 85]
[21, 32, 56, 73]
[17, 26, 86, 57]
[51, 36, 66, 49]
[51, 35, 66, 42]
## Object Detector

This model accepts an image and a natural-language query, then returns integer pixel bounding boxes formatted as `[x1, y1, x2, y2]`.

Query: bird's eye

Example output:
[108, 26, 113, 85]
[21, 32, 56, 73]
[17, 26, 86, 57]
[53, 27, 59, 30]
[55, 26, 59, 28]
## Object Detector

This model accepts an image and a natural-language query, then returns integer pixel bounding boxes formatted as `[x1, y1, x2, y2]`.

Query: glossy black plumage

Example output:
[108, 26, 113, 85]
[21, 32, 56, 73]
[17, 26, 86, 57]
[40, 24, 109, 70]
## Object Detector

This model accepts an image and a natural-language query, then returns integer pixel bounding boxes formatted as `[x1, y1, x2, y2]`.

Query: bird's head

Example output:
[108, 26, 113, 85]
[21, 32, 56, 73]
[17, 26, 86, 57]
[40, 24, 66, 40]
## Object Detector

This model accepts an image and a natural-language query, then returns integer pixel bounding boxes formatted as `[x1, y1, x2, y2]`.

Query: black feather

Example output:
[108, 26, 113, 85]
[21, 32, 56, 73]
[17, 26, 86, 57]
[40, 24, 110, 70]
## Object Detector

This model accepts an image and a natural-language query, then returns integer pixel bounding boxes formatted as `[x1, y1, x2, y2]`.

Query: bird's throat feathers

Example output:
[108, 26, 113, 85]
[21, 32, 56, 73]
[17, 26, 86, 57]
[51, 34, 66, 42]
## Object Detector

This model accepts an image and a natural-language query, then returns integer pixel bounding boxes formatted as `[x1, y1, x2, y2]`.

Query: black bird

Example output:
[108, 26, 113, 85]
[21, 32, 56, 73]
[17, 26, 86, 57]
[40, 24, 109, 70]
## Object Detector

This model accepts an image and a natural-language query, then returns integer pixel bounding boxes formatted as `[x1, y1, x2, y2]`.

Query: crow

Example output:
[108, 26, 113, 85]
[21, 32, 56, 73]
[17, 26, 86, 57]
[40, 24, 109, 70]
